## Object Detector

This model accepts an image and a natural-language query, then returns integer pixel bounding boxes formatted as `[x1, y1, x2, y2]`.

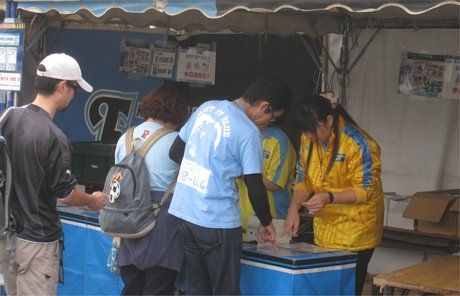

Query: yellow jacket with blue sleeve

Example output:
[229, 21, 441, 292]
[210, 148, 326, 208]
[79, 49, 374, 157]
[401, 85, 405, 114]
[294, 116, 384, 251]
[238, 127, 297, 231]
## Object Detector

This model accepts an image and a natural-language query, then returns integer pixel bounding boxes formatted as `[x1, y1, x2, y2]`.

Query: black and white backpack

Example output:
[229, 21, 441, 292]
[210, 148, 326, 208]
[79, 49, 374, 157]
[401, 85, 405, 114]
[99, 127, 175, 239]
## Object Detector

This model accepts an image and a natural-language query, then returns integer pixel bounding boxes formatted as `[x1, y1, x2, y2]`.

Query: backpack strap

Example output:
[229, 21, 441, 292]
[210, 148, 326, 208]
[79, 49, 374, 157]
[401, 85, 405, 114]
[159, 177, 176, 207]
[125, 127, 136, 153]
[0, 107, 15, 234]
[137, 128, 174, 158]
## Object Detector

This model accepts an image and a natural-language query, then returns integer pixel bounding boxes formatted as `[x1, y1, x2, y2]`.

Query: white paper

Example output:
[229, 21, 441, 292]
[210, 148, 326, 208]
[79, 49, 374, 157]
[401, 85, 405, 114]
[176, 48, 216, 85]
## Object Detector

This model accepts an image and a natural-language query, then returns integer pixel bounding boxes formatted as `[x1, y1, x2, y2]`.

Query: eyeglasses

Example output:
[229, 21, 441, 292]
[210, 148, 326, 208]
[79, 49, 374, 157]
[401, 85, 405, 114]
[267, 104, 281, 122]
[66, 81, 80, 93]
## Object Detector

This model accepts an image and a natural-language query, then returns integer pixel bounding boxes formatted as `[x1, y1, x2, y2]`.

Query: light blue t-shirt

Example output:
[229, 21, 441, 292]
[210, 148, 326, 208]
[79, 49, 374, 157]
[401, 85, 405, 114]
[115, 121, 179, 191]
[168, 100, 263, 228]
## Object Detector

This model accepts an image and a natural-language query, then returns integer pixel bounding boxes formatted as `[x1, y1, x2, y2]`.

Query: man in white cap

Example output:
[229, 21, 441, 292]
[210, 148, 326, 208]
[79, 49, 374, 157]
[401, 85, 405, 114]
[0, 53, 107, 295]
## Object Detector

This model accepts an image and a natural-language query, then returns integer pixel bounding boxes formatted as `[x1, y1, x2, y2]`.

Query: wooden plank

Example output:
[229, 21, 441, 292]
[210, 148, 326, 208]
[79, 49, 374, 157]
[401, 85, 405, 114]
[374, 255, 460, 294]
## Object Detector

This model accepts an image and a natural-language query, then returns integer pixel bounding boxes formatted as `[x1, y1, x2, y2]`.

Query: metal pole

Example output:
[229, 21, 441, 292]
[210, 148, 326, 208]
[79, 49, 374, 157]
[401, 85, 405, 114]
[5, 0, 18, 107]
[339, 16, 350, 110]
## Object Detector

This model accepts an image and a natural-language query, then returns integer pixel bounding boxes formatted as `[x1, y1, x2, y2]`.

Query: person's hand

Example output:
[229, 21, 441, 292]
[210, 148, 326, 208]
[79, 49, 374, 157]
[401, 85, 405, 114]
[282, 205, 300, 237]
[303, 193, 329, 214]
[88, 191, 107, 211]
[258, 223, 278, 250]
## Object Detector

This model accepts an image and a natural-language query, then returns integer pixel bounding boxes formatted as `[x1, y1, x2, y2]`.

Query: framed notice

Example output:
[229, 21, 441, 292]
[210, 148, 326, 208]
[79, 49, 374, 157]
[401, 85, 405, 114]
[176, 48, 216, 85]
[442, 58, 460, 99]
[151, 47, 176, 79]
[119, 40, 152, 75]
[0, 21, 25, 91]
[398, 51, 460, 100]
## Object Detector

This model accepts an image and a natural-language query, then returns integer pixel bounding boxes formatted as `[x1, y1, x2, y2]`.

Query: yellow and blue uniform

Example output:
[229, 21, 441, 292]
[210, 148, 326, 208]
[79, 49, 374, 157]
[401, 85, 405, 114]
[295, 116, 384, 251]
[238, 126, 297, 231]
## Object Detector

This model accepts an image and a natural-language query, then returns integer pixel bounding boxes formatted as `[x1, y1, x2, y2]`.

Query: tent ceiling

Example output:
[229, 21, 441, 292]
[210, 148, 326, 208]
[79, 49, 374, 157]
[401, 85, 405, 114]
[16, 1, 460, 37]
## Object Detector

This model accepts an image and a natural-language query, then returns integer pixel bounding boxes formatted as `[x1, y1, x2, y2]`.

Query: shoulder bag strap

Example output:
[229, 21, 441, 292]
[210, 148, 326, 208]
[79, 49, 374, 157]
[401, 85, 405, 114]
[125, 127, 136, 153]
[137, 128, 174, 158]
[0, 107, 14, 234]
[158, 177, 177, 207]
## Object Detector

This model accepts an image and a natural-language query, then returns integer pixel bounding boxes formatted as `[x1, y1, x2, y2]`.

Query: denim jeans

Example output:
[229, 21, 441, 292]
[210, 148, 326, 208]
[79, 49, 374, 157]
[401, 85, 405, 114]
[120, 264, 177, 295]
[179, 220, 242, 295]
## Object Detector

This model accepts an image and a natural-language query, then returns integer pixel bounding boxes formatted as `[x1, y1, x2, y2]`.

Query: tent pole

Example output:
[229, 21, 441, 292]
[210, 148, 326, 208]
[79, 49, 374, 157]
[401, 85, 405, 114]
[348, 28, 381, 73]
[339, 16, 350, 109]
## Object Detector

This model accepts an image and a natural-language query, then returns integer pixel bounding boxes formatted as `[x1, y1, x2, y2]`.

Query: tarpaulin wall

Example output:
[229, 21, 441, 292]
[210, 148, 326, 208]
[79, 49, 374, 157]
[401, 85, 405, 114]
[328, 29, 459, 195]
[26, 27, 316, 144]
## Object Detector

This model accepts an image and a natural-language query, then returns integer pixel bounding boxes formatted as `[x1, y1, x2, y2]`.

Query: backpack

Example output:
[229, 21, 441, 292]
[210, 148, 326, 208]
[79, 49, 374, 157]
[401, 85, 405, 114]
[0, 107, 17, 273]
[99, 126, 175, 239]
[0, 107, 14, 237]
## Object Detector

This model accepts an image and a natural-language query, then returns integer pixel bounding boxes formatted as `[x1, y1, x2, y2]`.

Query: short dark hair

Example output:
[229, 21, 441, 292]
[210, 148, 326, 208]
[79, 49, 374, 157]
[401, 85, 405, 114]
[139, 84, 189, 126]
[34, 75, 61, 96]
[242, 77, 292, 113]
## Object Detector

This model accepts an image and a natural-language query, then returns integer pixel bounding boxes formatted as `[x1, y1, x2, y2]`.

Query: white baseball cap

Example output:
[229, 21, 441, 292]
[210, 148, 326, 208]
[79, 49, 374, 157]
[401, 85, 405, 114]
[36, 53, 93, 92]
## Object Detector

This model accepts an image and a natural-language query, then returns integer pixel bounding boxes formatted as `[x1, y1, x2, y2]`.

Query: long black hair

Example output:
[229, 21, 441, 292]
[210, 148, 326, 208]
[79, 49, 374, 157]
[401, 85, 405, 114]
[295, 95, 357, 176]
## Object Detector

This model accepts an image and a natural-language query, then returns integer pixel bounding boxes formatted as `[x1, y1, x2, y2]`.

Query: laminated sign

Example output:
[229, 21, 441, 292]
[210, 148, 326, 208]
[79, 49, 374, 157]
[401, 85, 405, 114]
[398, 51, 460, 100]
[0, 21, 25, 91]
[151, 47, 176, 79]
[177, 48, 216, 85]
[119, 40, 152, 75]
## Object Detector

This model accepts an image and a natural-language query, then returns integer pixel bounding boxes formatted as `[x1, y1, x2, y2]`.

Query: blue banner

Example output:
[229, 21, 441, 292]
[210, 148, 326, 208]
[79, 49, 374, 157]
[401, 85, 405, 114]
[46, 27, 167, 143]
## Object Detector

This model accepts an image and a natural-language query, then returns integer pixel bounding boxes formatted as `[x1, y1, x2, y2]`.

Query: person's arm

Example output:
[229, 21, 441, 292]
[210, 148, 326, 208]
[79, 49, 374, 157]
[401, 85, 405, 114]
[244, 173, 277, 245]
[304, 137, 382, 212]
[60, 189, 106, 211]
[169, 135, 185, 165]
[244, 173, 271, 226]
[283, 138, 312, 237]
[303, 189, 357, 213]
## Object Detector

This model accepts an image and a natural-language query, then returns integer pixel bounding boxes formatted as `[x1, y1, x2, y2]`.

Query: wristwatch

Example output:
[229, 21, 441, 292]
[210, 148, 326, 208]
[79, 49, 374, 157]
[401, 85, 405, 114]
[327, 192, 334, 204]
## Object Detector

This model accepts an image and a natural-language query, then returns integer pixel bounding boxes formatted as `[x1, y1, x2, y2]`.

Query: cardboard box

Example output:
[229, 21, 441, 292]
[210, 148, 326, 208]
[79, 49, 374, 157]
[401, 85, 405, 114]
[383, 192, 396, 226]
[384, 194, 414, 230]
[403, 189, 460, 237]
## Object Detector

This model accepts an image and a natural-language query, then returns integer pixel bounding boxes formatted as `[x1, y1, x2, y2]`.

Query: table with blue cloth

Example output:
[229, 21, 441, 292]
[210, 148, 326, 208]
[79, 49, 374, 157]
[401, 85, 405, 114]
[57, 206, 123, 295]
[240, 243, 356, 295]
[57, 207, 356, 295]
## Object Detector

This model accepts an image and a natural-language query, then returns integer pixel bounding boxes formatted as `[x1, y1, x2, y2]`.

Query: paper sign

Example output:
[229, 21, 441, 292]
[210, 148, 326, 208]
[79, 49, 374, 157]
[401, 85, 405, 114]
[151, 48, 175, 78]
[176, 48, 216, 85]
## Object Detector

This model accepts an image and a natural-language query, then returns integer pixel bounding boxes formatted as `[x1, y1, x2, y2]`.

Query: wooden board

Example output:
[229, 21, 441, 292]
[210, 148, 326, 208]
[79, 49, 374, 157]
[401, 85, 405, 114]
[373, 255, 460, 294]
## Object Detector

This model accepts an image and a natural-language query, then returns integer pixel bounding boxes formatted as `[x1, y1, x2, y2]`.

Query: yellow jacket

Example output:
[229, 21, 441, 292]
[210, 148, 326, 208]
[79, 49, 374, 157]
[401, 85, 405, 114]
[294, 116, 384, 251]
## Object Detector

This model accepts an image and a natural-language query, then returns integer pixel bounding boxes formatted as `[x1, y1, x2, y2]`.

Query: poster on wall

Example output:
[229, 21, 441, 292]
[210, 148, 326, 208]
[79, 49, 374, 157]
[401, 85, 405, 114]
[442, 58, 460, 100]
[119, 40, 152, 75]
[0, 21, 25, 91]
[176, 48, 216, 85]
[398, 52, 445, 99]
[398, 51, 460, 100]
[151, 47, 176, 79]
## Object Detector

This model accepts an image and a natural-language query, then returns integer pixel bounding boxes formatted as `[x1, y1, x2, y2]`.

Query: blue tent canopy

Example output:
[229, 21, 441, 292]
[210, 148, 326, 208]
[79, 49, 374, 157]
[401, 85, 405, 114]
[14, 1, 460, 36]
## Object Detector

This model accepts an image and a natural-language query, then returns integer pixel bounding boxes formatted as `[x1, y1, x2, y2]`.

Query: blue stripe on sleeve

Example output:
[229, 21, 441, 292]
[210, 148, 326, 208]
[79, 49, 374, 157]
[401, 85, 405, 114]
[342, 123, 372, 190]
[295, 145, 306, 183]
[265, 128, 288, 184]
[272, 189, 291, 218]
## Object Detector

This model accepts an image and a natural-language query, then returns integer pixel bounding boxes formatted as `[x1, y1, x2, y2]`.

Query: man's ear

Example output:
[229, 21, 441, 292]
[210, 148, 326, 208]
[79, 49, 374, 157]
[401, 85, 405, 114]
[56, 80, 67, 94]
[258, 101, 270, 113]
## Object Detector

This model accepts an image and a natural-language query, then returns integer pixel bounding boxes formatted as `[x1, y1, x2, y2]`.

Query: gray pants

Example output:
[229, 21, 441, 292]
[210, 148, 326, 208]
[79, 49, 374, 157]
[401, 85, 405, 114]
[0, 237, 60, 296]
[0, 236, 17, 295]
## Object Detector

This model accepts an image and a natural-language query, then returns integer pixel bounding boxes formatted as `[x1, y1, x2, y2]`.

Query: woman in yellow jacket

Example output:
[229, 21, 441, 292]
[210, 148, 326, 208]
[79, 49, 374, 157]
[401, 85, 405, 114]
[283, 95, 384, 295]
